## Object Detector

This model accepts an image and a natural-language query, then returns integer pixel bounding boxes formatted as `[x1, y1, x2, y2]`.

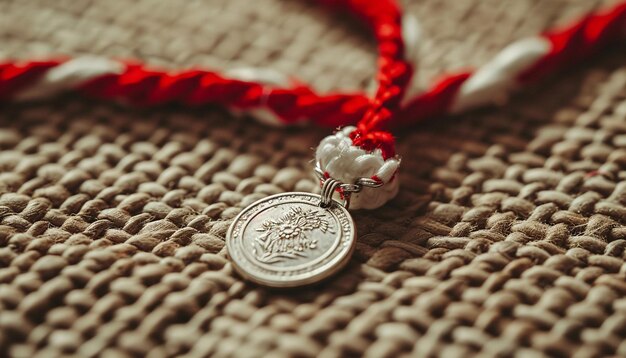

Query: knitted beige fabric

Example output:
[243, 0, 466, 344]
[1, 0, 626, 357]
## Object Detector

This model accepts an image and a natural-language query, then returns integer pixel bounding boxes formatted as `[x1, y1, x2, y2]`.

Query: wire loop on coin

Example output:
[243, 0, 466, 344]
[320, 178, 341, 208]
[315, 161, 384, 209]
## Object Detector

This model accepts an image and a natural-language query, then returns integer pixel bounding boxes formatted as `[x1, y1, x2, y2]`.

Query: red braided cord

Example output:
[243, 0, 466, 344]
[395, 2, 626, 127]
[322, 0, 412, 157]
[0, 0, 409, 137]
[0, 60, 60, 98]
[1, 1, 626, 160]
[519, 2, 626, 83]
[322, 0, 413, 111]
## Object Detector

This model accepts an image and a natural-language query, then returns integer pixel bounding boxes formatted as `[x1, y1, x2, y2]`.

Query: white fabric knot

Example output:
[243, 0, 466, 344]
[315, 126, 400, 210]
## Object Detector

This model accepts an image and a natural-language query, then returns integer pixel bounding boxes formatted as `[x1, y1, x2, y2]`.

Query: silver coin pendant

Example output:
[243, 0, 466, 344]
[226, 192, 356, 287]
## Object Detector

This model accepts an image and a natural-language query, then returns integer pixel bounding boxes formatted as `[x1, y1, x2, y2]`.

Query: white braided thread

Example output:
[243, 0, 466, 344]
[224, 67, 292, 126]
[14, 57, 125, 101]
[315, 126, 400, 210]
[449, 37, 551, 113]
[12, 58, 292, 126]
[399, 14, 424, 106]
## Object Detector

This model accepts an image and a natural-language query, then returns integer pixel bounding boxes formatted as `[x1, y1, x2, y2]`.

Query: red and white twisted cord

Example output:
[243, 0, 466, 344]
[1, 1, 626, 208]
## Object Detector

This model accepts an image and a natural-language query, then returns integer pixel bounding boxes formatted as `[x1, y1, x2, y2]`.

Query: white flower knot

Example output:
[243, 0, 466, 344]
[315, 126, 400, 210]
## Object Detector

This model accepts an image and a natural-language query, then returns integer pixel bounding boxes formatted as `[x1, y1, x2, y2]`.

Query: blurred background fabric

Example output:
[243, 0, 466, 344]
[1, 0, 626, 356]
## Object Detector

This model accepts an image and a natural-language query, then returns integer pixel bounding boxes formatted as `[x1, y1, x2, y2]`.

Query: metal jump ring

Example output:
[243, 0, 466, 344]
[315, 160, 386, 210]
[320, 178, 341, 208]
[314, 161, 384, 192]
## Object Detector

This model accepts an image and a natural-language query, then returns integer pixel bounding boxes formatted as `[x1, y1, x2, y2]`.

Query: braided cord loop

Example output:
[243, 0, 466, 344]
[2, 1, 626, 207]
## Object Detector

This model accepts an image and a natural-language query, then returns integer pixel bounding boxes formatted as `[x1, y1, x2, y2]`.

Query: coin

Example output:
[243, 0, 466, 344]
[226, 192, 356, 287]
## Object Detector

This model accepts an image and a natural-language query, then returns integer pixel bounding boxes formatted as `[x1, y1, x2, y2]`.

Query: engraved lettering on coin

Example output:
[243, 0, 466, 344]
[226, 192, 356, 287]
[254, 207, 334, 263]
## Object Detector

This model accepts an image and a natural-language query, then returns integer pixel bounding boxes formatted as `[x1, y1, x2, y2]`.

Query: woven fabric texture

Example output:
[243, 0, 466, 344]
[1, 0, 626, 357]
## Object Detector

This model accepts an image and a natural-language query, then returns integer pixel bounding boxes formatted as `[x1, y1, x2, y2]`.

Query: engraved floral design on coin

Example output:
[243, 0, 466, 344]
[255, 207, 334, 263]
[226, 192, 356, 287]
